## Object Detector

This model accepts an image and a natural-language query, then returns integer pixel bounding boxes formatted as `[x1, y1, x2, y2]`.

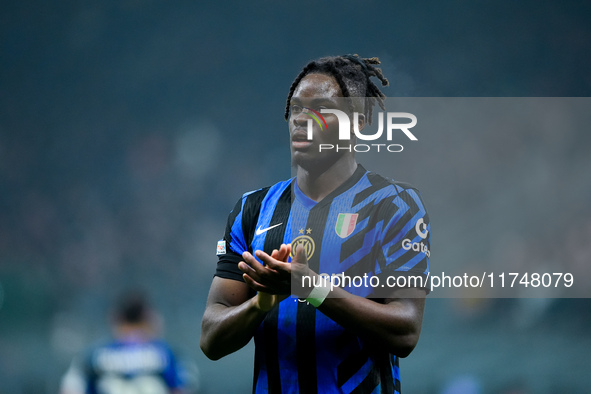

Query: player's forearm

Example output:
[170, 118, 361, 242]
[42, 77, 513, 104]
[200, 296, 267, 360]
[316, 288, 424, 358]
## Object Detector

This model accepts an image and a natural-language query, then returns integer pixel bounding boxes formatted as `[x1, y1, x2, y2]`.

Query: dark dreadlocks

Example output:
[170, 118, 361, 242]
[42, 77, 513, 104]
[284, 54, 389, 124]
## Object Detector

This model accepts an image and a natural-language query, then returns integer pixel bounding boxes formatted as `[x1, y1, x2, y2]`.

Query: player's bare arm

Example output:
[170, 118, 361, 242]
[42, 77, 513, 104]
[200, 247, 290, 360]
[239, 245, 425, 358]
[200, 277, 264, 360]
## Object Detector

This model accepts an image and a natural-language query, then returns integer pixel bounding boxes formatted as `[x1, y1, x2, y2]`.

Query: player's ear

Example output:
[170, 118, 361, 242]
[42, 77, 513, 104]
[356, 113, 366, 132]
[349, 113, 365, 144]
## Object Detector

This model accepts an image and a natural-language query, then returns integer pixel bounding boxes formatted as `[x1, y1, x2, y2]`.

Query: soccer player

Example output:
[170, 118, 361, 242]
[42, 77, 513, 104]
[60, 291, 187, 394]
[201, 55, 430, 393]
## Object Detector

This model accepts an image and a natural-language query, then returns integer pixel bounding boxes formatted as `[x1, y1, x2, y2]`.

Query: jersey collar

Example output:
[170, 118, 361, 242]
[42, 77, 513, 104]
[292, 164, 367, 209]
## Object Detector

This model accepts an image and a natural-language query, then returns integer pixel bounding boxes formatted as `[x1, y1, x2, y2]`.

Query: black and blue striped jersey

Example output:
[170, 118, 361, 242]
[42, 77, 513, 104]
[215, 164, 430, 394]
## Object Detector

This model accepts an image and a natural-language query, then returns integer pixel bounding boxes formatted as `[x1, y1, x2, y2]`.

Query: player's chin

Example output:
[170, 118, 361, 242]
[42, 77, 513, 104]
[290, 147, 318, 166]
[294, 144, 346, 164]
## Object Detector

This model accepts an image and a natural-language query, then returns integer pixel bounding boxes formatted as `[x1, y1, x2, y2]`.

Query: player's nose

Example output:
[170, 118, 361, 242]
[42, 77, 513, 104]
[292, 111, 313, 130]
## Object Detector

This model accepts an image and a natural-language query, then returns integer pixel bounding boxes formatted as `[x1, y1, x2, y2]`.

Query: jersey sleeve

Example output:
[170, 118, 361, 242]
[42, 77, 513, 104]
[215, 196, 248, 282]
[215, 189, 266, 282]
[377, 184, 430, 289]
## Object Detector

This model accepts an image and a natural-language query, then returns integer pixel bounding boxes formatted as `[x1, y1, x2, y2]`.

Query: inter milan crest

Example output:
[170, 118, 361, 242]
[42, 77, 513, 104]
[335, 213, 358, 238]
[291, 233, 315, 260]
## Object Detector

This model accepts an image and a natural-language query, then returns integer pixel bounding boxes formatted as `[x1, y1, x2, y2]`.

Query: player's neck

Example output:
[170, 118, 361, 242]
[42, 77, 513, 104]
[296, 157, 357, 202]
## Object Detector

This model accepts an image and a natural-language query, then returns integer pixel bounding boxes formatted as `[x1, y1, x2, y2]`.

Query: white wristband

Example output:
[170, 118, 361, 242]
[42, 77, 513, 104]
[306, 283, 331, 307]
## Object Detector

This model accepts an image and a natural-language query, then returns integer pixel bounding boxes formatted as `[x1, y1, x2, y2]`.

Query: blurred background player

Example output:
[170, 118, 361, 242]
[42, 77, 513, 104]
[60, 290, 191, 394]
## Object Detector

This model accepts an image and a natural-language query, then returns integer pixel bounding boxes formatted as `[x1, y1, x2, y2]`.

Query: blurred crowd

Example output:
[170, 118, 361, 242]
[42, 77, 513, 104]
[1, 1, 591, 393]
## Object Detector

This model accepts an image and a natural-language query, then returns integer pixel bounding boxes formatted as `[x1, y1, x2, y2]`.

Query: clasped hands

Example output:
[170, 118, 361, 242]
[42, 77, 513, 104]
[238, 244, 315, 311]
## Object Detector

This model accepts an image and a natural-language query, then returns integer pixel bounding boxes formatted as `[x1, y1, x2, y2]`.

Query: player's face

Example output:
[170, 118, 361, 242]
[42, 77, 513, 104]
[288, 73, 352, 169]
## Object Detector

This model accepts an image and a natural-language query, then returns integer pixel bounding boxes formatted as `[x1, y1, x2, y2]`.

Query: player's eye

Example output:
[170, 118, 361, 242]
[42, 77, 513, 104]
[290, 105, 303, 114]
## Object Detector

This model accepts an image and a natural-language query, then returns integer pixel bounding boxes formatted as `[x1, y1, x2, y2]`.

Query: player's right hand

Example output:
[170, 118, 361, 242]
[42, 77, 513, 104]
[252, 245, 291, 311]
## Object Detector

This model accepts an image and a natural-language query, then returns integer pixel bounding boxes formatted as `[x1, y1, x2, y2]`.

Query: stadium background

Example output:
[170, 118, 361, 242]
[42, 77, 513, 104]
[1, 1, 590, 393]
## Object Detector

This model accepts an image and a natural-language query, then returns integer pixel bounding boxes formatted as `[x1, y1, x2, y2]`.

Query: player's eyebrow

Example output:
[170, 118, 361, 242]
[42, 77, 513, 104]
[290, 97, 338, 107]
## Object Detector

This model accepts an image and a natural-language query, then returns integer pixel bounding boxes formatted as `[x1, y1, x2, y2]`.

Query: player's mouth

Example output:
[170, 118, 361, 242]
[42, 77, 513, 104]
[291, 130, 313, 149]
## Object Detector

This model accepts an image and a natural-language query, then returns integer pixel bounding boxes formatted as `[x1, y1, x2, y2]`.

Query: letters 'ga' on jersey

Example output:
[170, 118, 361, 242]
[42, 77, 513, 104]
[75, 339, 185, 394]
[215, 164, 430, 394]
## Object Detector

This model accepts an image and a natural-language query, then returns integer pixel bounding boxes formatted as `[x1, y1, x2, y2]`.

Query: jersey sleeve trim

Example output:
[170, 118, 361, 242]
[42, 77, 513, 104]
[215, 252, 244, 282]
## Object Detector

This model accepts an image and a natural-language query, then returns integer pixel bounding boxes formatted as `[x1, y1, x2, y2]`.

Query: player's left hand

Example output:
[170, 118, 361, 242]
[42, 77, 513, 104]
[239, 244, 293, 295]
[288, 244, 318, 298]
[239, 244, 318, 299]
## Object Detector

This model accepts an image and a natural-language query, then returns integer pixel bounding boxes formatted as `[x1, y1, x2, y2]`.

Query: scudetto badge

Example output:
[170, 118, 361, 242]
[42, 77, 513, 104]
[335, 213, 358, 238]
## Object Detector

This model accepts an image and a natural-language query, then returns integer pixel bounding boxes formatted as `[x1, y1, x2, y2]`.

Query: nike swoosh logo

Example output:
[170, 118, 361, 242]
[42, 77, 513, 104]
[255, 223, 283, 236]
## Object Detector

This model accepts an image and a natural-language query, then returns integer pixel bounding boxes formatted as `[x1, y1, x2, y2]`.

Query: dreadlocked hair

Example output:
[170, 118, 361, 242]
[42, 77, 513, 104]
[284, 54, 389, 124]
